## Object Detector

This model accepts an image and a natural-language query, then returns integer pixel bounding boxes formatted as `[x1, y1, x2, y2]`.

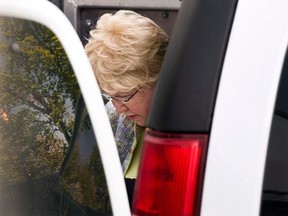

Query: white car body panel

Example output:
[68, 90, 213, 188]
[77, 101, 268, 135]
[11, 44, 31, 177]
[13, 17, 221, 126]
[0, 0, 131, 215]
[201, 0, 288, 215]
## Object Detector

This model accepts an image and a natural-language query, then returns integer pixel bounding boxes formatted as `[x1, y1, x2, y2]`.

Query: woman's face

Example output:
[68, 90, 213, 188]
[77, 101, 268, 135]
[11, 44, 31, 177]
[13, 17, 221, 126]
[111, 87, 154, 127]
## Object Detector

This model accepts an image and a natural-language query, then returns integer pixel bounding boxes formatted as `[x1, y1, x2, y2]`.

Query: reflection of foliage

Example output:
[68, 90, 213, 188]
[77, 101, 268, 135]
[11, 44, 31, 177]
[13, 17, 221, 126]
[59, 125, 111, 215]
[0, 18, 80, 183]
[37, 133, 68, 172]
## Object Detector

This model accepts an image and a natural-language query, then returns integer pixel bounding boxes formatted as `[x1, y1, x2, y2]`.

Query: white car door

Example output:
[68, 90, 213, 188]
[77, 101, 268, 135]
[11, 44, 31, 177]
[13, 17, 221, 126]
[201, 0, 288, 215]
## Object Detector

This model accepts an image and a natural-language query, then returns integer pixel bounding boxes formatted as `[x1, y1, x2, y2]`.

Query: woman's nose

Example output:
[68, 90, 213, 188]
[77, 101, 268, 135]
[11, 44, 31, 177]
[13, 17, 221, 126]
[112, 100, 128, 114]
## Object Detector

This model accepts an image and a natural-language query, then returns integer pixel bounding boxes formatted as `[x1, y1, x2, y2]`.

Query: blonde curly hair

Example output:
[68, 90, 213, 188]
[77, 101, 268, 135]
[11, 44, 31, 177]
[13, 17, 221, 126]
[85, 10, 168, 95]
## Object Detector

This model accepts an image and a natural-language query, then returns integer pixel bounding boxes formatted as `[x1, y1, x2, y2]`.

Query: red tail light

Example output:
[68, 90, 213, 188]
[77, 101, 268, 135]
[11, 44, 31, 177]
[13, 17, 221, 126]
[132, 129, 208, 216]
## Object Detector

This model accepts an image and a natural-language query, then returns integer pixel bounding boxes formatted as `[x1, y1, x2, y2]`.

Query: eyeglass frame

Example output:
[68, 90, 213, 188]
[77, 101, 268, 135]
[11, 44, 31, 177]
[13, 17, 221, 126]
[102, 90, 139, 104]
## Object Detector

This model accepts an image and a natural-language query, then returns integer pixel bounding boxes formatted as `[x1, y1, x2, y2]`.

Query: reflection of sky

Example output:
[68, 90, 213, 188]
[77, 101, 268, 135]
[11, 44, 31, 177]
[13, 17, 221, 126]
[9, 102, 73, 143]
[78, 128, 96, 164]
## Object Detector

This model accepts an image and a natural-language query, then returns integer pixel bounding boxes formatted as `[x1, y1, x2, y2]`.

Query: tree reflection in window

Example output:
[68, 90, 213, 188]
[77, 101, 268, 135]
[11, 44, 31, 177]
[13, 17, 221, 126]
[0, 17, 80, 184]
[0, 17, 111, 216]
[59, 111, 111, 215]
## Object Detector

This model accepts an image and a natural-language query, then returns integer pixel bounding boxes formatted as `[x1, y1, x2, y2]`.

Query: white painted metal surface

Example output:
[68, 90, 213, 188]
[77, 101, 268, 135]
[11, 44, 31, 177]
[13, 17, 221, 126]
[0, 0, 131, 215]
[201, 0, 288, 215]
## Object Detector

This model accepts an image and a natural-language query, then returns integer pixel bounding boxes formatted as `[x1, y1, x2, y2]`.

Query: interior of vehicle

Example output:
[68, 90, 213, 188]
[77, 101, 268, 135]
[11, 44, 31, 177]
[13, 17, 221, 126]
[261, 48, 288, 215]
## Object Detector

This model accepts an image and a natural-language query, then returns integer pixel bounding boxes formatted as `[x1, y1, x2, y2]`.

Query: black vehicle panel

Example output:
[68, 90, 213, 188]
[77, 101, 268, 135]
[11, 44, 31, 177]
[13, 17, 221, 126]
[148, 0, 238, 133]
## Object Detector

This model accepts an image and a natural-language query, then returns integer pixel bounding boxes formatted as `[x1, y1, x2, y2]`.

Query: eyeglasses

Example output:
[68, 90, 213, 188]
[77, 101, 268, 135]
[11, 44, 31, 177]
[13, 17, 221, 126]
[102, 90, 139, 104]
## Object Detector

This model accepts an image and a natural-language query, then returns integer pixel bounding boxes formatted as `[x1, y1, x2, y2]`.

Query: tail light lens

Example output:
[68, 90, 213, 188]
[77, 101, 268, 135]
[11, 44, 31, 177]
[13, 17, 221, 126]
[132, 129, 208, 216]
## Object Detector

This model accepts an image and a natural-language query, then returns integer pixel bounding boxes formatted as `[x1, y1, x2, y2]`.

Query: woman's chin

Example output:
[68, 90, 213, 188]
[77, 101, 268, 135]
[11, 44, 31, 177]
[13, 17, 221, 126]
[133, 117, 146, 127]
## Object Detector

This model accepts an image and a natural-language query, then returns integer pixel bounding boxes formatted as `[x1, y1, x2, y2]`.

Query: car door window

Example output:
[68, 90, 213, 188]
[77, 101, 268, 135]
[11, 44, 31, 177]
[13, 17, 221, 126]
[0, 17, 111, 215]
[261, 50, 288, 215]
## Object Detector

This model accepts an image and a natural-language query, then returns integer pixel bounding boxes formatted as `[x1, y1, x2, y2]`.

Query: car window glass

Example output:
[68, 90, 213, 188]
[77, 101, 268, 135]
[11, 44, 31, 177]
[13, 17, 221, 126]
[0, 17, 111, 215]
[260, 49, 288, 215]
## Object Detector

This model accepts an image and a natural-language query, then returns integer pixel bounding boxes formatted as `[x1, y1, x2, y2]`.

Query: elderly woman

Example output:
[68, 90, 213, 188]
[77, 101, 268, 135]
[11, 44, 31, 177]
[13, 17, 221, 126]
[85, 10, 168, 203]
